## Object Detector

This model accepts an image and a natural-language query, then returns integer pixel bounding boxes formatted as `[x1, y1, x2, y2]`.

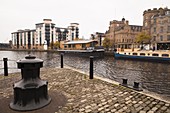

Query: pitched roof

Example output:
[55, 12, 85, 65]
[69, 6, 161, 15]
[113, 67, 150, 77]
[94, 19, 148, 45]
[64, 40, 97, 45]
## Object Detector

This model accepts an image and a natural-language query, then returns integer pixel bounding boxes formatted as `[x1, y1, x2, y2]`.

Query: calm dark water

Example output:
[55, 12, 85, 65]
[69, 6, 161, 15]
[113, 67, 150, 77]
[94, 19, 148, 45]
[0, 51, 61, 73]
[0, 51, 170, 101]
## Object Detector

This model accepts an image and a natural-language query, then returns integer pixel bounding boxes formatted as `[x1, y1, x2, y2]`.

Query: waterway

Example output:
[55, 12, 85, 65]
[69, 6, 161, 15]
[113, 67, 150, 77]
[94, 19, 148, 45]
[0, 51, 170, 101]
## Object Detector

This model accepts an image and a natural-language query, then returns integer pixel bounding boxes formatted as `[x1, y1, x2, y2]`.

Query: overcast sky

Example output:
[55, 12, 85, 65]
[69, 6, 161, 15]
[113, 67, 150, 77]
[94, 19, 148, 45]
[0, 0, 169, 43]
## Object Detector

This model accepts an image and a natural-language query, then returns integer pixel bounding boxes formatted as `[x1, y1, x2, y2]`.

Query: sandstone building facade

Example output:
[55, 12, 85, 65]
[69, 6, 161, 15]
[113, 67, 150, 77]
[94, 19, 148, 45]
[105, 18, 142, 50]
[143, 7, 170, 50]
[105, 7, 170, 51]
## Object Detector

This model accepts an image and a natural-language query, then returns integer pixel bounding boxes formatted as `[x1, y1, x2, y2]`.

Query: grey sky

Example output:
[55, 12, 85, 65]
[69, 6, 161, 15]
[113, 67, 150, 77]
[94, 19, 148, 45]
[0, 0, 169, 43]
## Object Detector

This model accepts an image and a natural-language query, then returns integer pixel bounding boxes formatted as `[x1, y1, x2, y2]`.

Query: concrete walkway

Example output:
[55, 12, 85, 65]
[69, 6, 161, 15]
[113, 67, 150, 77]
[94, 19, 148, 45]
[0, 68, 170, 113]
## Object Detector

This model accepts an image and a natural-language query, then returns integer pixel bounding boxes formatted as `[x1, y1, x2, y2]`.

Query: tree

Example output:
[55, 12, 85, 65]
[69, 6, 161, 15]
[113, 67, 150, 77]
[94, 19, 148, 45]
[103, 38, 112, 51]
[53, 41, 60, 49]
[135, 32, 151, 49]
[49, 41, 54, 49]
[136, 32, 151, 44]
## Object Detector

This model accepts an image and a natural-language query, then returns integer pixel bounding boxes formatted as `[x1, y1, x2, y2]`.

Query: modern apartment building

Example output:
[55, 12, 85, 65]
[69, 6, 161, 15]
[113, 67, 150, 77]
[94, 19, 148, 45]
[35, 19, 56, 50]
[105, 18, 142, 49]
[90, 32, 105, 46]
[56, 27, 68, 42]
[143, 7, 170, 50]
[11, 19, 79, 50]
[68, 23, 79, 41]
[56, 23, 79, 41]
[11, 29, 36, 49]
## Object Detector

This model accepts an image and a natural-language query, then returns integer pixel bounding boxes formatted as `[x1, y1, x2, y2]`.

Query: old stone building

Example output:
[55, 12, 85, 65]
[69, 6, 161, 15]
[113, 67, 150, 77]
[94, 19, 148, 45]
[105, 18, 142, 50]
[143, 7, 170, 50]
[143, 7, 170, 35]
[105, 7, 170, 51]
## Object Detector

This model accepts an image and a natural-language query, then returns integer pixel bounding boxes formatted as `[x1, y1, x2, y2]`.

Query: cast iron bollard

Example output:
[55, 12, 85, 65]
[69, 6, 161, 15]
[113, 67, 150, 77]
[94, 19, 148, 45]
[3, 58, 8, 76]
[10, 55, 51, 111]
[89, 56, 94, 79]
[122, 78, 128, 86]
[61, 53, 64, 68]
[133, 82, 139, 89]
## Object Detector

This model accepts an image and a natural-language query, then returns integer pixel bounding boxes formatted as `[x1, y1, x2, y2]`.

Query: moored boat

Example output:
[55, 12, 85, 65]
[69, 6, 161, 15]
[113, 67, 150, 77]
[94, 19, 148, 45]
[114, 50, 170, 62]
[58, 49, 105, 58]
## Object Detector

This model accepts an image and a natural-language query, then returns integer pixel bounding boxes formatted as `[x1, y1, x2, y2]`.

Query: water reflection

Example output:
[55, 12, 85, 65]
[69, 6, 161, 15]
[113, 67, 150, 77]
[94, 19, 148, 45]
[0, 51, 60, 74]
[0, 51, 170, 100]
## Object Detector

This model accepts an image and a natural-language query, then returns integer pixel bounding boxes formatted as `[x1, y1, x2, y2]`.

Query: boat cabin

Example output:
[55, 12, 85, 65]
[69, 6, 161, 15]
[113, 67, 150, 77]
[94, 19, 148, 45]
[62, 40, 98, 50]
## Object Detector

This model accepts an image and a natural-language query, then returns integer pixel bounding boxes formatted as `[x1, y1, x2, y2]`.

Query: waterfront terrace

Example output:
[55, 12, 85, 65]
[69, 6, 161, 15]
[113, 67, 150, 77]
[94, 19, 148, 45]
[0, 67, 170, 113]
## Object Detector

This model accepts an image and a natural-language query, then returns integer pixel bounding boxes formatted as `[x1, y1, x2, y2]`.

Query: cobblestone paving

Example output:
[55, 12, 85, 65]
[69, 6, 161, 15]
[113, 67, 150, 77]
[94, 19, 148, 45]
[0, 68, 170, 113]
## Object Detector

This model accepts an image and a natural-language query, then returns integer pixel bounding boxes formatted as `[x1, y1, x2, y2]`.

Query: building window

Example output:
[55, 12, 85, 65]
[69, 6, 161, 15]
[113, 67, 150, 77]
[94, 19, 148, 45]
[14, 38, 16, 46]
[160, 35, 163, 41]
[27, 31, 31, 49]
[82, 44, 86, 48]
[145, 22, 148, 27]
[168, 18, 170, 23]
[20, 33, 22, 46]
[68, 44, 71, 48]
[72, 33, 74, 40]
[168, 26, 170, 32]
[76, 27, 79, 38]
[160, 20, 163, 24]
[154, 18, 156, 24]
[154, 27, 156, 32]
[32, 32, 34, 46]
[167, 35, 170, 41]
[51, 31, 54, 43]
[39, 31, 41, 45]
[160, 27, 163, 33]
[24, 32, 26, 46]
[153, 36, 156, 41]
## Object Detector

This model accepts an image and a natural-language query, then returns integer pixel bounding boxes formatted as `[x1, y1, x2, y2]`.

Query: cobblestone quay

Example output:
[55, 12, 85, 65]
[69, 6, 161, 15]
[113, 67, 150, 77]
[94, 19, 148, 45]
[0, 68, 170, 113]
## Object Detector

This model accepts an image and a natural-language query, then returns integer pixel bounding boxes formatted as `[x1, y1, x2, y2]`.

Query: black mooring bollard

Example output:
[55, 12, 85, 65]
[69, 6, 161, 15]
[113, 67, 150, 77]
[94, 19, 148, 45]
[61, 53, 64, 68]
[89, 56, 94, 79]
[133, 82, 139, 89]
[122, 78, 127, 86]
[3, 58, 8, 76]
[10, 55, 51, 111]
